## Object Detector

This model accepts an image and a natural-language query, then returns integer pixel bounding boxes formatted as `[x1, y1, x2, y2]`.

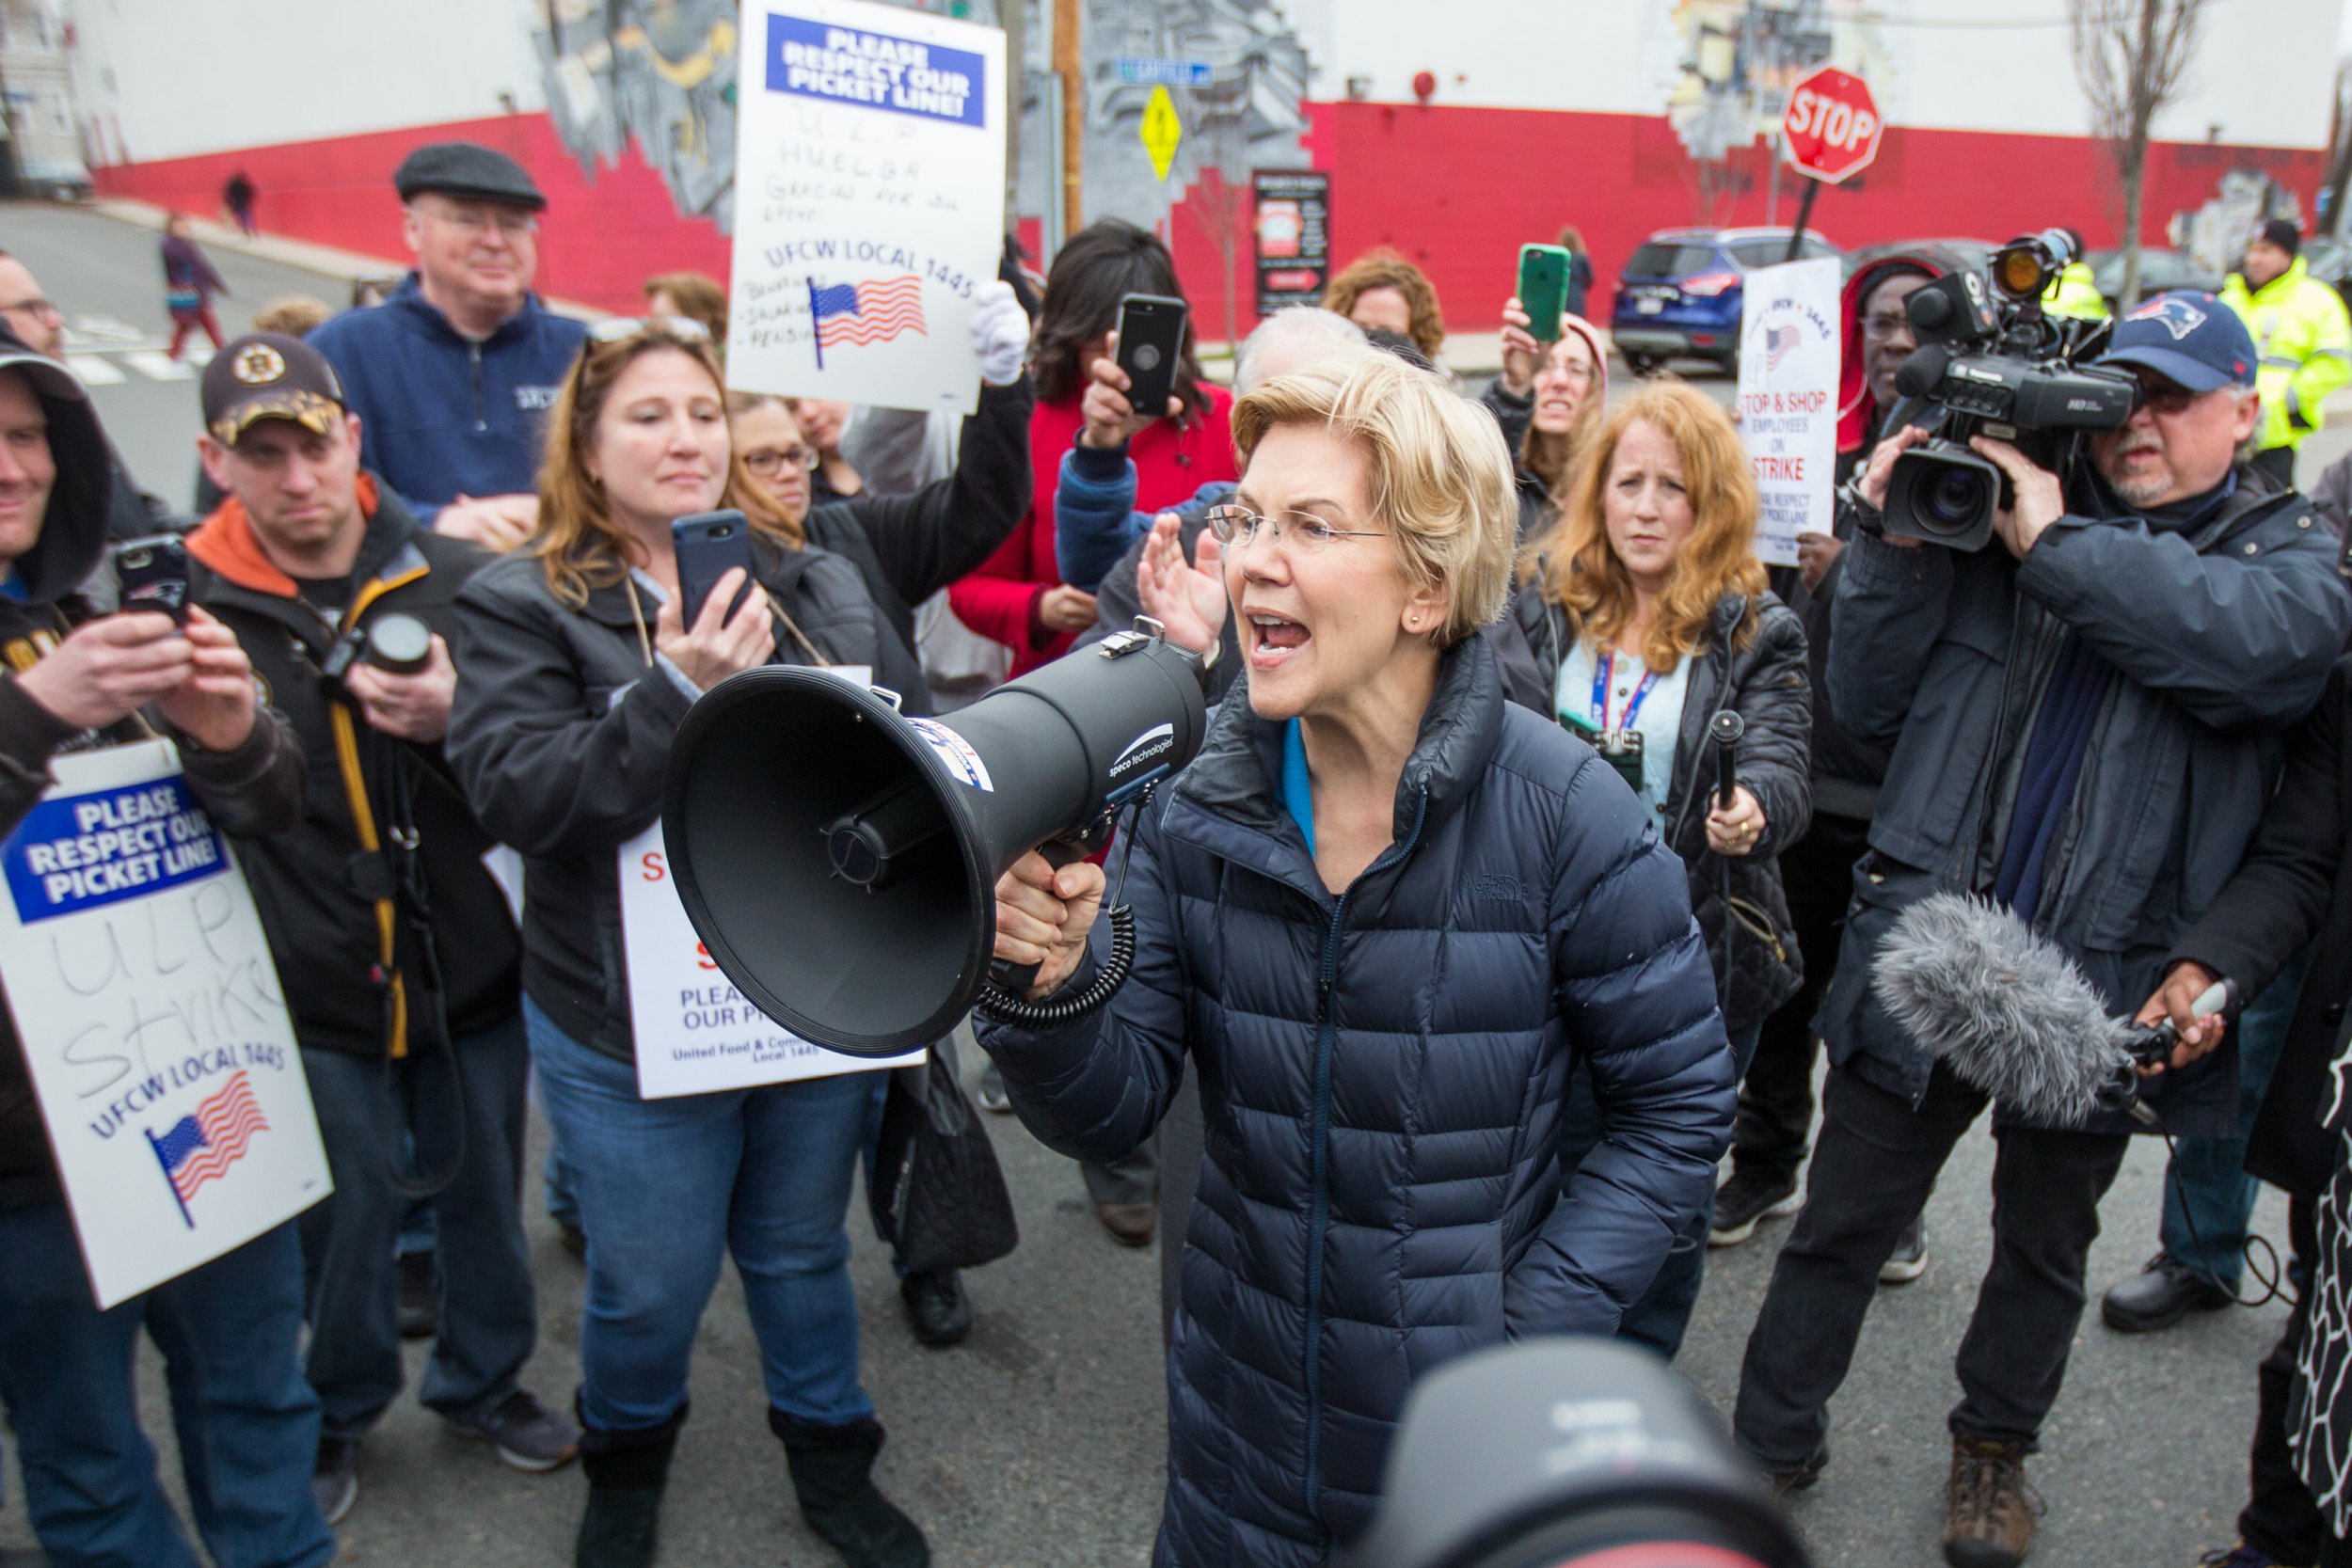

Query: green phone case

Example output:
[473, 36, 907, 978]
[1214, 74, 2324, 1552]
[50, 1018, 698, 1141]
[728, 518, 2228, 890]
[1518, 244, 1571, 341]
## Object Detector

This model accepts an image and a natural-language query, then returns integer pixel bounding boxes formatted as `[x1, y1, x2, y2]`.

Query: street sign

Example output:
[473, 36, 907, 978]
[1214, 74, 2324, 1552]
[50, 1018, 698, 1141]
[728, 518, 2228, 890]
[1118, 56, 1213, 87]
[1781, 66, 1882, 185]
[1140, 86, 1183, 181]
[1253, 169, 1331, 317]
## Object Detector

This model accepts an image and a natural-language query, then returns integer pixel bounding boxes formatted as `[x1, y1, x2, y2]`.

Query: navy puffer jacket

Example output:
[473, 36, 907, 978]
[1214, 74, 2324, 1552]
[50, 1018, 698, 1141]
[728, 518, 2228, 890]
[977, 635, 1734, 1567]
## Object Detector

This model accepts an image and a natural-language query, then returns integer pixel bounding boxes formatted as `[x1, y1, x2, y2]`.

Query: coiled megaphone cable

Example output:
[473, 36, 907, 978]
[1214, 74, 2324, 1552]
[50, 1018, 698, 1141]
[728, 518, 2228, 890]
[975, 782, 1157, 1029]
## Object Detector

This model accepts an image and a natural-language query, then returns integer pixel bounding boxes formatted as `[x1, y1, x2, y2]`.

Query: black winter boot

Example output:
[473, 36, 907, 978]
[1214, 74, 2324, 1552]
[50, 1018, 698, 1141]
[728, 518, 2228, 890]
[575, 1400, 687, 1568]
[771, 1411, 930, 1568]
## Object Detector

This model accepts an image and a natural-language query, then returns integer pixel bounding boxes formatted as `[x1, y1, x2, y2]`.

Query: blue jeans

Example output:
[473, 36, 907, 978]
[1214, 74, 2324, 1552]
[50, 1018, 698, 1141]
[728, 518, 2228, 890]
[2160, 950, 2310, 1290]
[524, 997, 881, 1435]
[0, 1208, 330, 1568]
[1560, 1019, 1761, 1361]
[297, 1013, 539, 1438]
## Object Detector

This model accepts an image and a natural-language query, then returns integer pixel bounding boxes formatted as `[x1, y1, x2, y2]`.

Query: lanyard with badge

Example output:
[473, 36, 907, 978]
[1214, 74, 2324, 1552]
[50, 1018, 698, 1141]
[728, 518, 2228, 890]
[1561, 645, 1654, 799]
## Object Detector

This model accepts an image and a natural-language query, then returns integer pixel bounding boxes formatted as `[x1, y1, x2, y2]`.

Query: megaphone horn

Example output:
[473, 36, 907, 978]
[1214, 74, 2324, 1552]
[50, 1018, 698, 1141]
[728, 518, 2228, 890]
[660, 626, 1208, 1057]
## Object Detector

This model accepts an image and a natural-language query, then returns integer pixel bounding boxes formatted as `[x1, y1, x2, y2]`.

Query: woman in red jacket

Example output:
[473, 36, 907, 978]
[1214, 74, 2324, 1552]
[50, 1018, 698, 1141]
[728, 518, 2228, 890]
[950, 220, 1235, 677]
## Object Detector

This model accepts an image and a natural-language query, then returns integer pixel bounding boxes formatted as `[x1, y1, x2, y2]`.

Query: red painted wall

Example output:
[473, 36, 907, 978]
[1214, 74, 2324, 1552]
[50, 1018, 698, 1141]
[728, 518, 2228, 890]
[96, 104, 2325, 339]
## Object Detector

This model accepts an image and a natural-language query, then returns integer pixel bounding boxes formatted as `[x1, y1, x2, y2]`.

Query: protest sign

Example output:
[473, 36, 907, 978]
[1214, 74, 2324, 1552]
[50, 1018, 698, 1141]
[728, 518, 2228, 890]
[729, 0, 1008, 416]
[1736, 256, 1842, 568]
[620, 818, 922, 1100]
[0, 739, 328, 1308]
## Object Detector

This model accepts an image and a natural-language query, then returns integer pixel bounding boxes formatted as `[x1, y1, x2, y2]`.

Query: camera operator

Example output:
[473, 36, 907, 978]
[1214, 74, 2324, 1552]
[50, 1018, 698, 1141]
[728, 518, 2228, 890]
[2121, 652, 2352, 1568]
[185, 333, 577, 1525]
[0, 328, 325, 1568]
[1732, 293, 2352, 1568]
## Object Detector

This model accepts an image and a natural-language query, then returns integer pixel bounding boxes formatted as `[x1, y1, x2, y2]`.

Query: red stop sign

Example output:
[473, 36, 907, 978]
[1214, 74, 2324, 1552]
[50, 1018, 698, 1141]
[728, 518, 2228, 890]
[1782, 67, 1883, 184]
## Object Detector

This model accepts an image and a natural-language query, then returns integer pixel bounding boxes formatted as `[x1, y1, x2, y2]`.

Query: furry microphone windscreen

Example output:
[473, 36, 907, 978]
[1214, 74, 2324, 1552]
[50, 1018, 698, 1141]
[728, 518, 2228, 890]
[1870, 893, 2133, 1128]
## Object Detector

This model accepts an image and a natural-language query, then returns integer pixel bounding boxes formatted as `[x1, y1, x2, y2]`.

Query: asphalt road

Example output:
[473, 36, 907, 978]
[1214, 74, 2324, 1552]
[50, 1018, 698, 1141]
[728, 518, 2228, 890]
[3, 198, 2348, 1567]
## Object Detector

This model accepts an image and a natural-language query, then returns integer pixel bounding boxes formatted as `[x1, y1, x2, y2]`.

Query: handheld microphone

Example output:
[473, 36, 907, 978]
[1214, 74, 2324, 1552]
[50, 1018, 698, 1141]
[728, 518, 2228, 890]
[1709, 710, 1744, 812]
[1871, 894, 2233, 1127]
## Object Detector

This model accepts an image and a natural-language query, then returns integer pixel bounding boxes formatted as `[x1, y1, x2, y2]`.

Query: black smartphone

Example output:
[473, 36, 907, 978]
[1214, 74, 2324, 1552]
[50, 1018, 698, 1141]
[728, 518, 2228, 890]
[672, 510, 756, 627]
[1114, 293, 1188, 423]
[113, 533, 189, 623]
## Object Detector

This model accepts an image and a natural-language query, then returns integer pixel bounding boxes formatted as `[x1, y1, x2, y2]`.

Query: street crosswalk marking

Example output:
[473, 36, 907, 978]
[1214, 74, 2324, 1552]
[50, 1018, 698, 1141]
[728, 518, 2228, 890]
[62, 314, 213, 383]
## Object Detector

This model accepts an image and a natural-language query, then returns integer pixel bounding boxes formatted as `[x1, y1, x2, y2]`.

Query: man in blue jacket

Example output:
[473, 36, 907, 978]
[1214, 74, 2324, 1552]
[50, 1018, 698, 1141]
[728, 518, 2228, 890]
[1733, 294, 2352, 1568]
[308, 143, 587, 551]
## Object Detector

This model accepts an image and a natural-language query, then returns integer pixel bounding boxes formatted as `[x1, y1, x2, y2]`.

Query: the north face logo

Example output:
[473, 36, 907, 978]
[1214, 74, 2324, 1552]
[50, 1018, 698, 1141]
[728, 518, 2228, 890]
[1471, 874, 1523, 902]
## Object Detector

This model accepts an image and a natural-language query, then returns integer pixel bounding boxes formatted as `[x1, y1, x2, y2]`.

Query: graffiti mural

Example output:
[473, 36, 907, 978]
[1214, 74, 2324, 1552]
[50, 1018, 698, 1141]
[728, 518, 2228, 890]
[1079, 0, 1311, 231]
[532, 0, 743, 230]
[1654, 1, 1894, 165]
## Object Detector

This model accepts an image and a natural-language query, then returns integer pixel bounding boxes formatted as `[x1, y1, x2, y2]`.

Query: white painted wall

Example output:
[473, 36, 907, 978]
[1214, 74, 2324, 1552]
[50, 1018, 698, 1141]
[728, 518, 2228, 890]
[64, 0, 547, 163]
[58, 0, 2340, 166]
[1279, 0, 2336, 150]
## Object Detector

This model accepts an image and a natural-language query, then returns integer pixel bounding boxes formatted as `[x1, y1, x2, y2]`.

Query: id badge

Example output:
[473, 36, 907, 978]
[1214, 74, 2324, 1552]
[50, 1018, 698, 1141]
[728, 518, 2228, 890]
[1599, 728, 1645, 800]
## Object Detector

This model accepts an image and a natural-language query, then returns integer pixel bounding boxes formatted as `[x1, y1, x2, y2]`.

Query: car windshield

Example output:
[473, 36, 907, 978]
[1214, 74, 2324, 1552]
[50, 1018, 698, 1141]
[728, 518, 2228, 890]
[1625, 243, 1719, 277]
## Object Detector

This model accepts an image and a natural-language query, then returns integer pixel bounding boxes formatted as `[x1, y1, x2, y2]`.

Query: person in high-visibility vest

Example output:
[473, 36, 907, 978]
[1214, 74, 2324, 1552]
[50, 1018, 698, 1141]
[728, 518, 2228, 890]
[2221, 217, 2352, 486]
[2042, 228, 2110, 323]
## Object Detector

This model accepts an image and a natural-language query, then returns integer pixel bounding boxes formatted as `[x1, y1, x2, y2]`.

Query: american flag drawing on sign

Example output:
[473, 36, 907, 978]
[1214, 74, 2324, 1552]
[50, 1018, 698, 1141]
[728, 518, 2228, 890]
[1764, 325, 1802, 372]
[145, 1071, 269, 1227]
[806, 277, 928, 369]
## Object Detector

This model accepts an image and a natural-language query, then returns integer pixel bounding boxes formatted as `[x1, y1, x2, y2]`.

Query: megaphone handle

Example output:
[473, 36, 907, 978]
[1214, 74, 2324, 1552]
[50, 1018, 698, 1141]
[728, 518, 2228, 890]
[989, 838, 1093, 997]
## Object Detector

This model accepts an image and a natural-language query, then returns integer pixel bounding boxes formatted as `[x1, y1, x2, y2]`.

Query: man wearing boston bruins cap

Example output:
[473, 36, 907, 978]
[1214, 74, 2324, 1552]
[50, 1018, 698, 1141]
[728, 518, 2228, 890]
[188, 331, 578, 1524]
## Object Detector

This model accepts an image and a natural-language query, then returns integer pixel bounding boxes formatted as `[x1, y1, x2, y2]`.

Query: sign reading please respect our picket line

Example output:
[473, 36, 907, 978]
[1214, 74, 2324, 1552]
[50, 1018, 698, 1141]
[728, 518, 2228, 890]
[727, 0, 1008, 416]
[0, 739, 329, 1308]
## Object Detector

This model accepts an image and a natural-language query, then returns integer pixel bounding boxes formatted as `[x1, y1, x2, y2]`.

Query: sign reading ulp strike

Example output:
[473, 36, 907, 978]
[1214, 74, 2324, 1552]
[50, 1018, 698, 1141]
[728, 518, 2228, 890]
[1736, 256, 1842, 568]
[0, 739, 329, 1308]
[731, 0, 1007, 416]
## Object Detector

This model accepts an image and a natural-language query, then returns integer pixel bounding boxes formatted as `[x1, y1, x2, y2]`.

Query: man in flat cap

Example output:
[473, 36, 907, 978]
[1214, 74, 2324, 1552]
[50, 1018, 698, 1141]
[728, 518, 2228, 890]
[308, 142, 587, 553]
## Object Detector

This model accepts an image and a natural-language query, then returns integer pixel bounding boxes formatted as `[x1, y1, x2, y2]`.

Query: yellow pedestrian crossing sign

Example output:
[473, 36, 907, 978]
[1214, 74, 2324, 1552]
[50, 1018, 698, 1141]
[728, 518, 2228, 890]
[1140, 86, 1183, 182]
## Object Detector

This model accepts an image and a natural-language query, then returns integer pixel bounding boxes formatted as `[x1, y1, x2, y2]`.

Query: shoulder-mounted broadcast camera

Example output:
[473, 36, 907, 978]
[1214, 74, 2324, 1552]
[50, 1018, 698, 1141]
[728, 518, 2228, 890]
[1882, 230, 2137, 552]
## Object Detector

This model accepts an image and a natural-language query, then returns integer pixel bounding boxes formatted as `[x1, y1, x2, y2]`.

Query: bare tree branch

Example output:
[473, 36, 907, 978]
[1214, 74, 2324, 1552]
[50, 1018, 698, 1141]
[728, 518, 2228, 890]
[2071, 0, 2208, 309]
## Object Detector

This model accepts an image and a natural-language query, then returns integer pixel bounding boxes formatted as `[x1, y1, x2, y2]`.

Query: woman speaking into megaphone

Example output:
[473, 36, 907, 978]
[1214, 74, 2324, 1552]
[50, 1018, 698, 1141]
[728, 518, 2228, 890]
[975, 352, 1738, 1568]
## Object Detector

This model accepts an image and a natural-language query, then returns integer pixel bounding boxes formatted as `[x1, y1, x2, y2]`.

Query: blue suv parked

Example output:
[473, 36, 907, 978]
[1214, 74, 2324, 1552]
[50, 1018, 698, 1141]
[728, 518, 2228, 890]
[1610, 227, 1843, 374]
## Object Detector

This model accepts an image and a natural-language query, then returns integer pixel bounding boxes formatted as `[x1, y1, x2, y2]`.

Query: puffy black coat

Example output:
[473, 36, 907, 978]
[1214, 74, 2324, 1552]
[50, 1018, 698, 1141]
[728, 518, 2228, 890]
[448, 538, 920, 1060]
[1507, 587, 1812, 1036]
[976, 634, 1735, 1567]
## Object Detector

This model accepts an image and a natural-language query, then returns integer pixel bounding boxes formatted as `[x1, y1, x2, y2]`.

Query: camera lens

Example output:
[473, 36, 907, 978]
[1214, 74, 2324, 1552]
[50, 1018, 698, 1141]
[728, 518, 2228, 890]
[1923, 465, 1988, 535]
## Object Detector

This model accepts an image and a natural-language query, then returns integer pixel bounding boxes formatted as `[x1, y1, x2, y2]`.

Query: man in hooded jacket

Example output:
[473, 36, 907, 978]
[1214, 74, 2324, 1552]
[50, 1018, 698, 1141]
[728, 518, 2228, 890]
[0, 326, 324, 1568]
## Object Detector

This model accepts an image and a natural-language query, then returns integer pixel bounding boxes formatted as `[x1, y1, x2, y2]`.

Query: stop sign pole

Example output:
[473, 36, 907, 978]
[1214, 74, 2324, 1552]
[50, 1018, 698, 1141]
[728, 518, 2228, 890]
[1778, 66, 1883, 261]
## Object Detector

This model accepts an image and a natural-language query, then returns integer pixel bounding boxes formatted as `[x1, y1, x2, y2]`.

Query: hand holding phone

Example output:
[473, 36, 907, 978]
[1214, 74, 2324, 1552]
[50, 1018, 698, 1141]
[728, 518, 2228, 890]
[1517, 245, 1571, 344]
[113, 533, 190, 624]
[1114, 293, 1188, 427]
[672, 510, 756, 628]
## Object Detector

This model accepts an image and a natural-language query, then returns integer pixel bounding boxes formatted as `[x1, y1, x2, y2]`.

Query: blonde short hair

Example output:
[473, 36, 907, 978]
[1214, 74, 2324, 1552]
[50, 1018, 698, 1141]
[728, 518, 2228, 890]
[1232, 352, 1517, 646]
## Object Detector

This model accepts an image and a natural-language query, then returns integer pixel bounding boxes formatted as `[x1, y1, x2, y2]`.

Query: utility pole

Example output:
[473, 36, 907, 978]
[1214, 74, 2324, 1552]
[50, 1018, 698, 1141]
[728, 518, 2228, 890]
[1053, 0, 1082, 237]
[1000, 0, 1023, 232]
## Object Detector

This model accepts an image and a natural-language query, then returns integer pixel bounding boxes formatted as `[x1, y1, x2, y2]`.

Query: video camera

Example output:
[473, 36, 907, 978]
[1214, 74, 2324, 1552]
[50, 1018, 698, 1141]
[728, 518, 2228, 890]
[1882, 230, 2137, 552]
[1348, 1339, 1809, 1568]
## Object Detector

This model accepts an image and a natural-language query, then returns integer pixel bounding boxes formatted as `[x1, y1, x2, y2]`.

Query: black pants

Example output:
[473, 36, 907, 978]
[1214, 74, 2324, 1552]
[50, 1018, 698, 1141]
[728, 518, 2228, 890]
[1733, 1060, 2128, 1467]
[1731, 811, 1871, 1181]
[2242, 1199, 2329, 1564]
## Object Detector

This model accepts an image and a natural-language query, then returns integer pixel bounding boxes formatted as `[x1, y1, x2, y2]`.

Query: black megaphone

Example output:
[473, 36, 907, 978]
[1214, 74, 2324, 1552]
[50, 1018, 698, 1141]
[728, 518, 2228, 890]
[660, 626, 1207, 1056]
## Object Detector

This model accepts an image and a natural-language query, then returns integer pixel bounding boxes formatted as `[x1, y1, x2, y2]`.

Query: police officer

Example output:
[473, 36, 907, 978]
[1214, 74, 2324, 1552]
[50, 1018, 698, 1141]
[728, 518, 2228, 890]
[184, 333, 578, 1526]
